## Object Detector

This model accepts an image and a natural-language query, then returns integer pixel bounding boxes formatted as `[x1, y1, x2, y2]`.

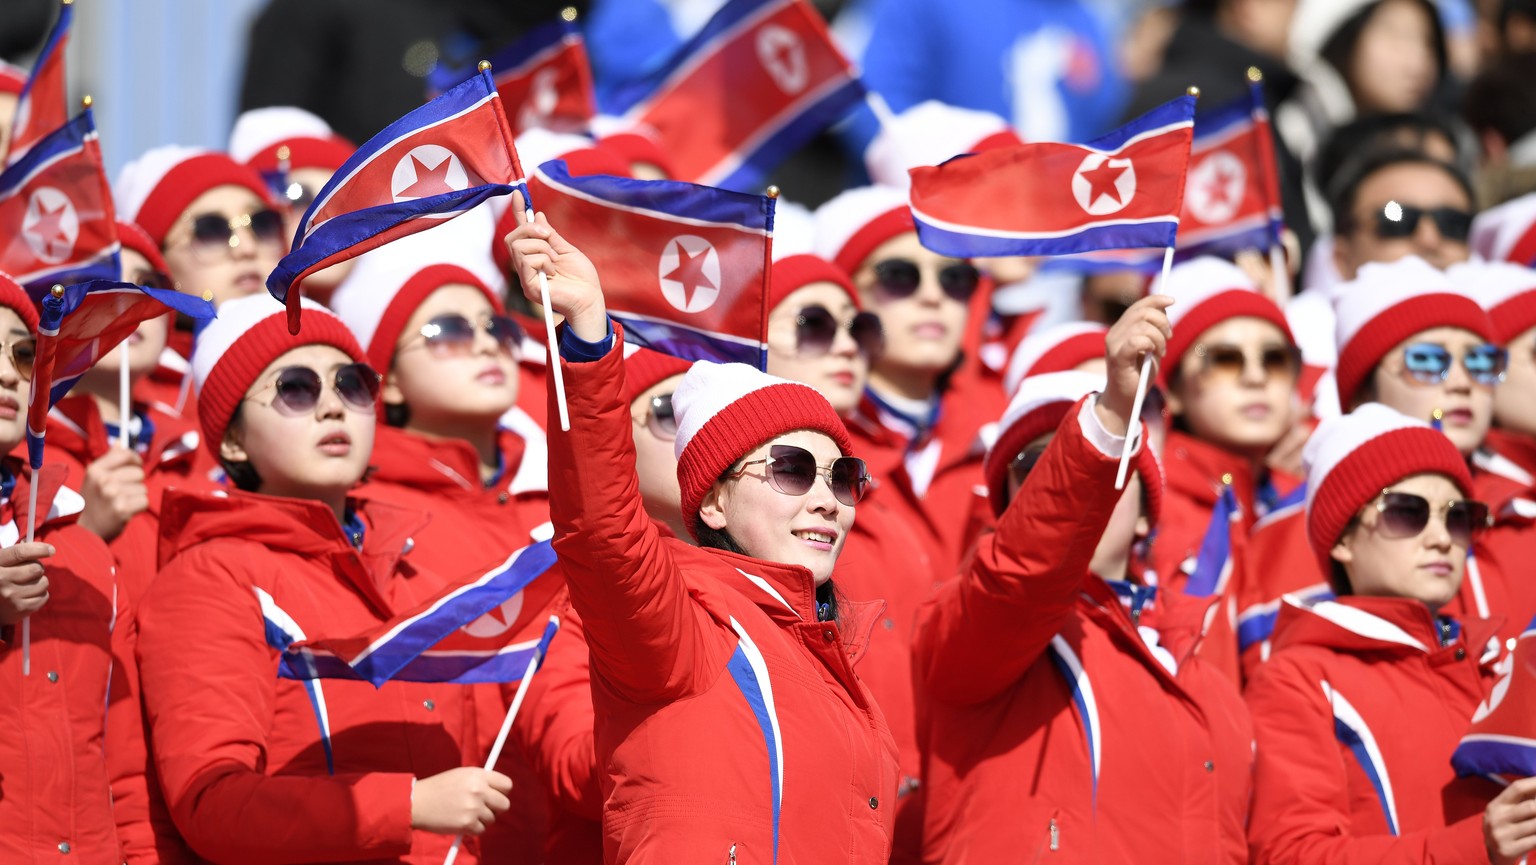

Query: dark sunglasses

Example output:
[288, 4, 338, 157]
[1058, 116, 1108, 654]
[1007, 444, 1047, 490]
[1371, 202, 1473, 243]
[184, 209, 286, 258]
[872, 258, 980, 303]
[1195, 343, 1301, 382]
[246, 362, 381, 416]
[401, 313, 525, 357]
[0, 337, 36, 381]
[126, 267, 173, 291]
[795, 306, 883, 358]
[642, 393, 677, 440]
[1369, 490, 1489, 548]
[730, 444, 870, 507]
[1399, 342, 1507, 387]
[279, 179, 320, 211]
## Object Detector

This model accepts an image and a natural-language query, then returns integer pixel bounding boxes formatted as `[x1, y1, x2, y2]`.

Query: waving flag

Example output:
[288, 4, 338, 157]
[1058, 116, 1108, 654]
[529, 159, 774, 366]
[25, 280, 215, 469]
[605, 0, 864, 190]
[1176, 82, 1283, 258]
[5, 0, 71, 166]
[910, 95, 1196, 258]
[429, 16, 596, 136]
[1453, 617, 1536, 783]
[267, 540, 565, 686]
[0, 110, 120, 290]
[268, 68, 525, 332]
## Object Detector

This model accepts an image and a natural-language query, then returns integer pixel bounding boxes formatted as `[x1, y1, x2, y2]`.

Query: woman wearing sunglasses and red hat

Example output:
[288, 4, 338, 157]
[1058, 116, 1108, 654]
[135, 294, 513, 864]
[1246, 403, 1536, 865]
[915, 295, 1255, 865]
[507, 199, 899, 862]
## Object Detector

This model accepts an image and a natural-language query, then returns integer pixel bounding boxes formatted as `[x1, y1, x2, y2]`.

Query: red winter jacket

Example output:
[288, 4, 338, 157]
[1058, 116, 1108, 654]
[0, 461, 149, 864]
[359, 423, 554, 863]
[136, 490, 481, 865]
[548, 336, 899, 864]
[914, 399, 1254, 865]
[1471, 442, 1536, 644]
[1245, 596, 1504, 864]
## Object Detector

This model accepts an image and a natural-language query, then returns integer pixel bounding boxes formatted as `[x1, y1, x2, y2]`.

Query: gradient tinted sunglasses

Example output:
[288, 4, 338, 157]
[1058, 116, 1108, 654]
[640, 393, 677, 440]
[178, 208, 286, 262]
[1399, 342, 1507, 387]
[871, 258, 980, 303]
[1372, 202, 1473, 242]
[1368, 490, 1489, 548]
[730, 444, 870, 507]
[400, 313, 525, 357]
[1195, 343, 1301, 382]
[795, 305, 883, 358]
[0, 337, 36, 381]
[246, 362, 381, 416]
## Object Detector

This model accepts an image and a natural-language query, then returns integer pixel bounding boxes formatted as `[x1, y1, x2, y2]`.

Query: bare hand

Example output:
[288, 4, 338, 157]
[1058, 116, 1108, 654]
[504, 190, 608, 342]
[410, 767, 513, 836]
[1485, 777, 1536, 865]
[78, 447, 149, 543]
[1095, 294, 1173, 437]
[0, 541, 55, 626]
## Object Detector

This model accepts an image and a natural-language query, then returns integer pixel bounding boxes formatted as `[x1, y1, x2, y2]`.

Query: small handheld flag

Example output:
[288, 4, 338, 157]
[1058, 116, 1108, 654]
[604, 0, 865, 191]
[909, 94, 1196, 259]
[267, 68, 526, 333]
[427, 10, 596, 136]
[527, 160, 775, 367]
[1183, 482, 1241, 598]
[0, 109, 121, 290]
[5, 0, 72, 166]
[1177, 79, 1284, 259]
[1452, 617, 1536, 783]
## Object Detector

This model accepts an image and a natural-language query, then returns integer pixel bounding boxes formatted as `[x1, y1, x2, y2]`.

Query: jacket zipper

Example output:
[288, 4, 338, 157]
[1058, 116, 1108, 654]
[1050, 817, 1059, 851]
[728, 842, 737, 864]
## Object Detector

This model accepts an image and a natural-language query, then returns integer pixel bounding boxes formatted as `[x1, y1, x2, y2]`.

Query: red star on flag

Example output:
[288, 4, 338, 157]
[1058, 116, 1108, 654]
[663, 242, 715, 307]
[28, 199, 71, 250]
[1205, 163, 1236, 207]
[1079, 160, 1127, 208]
[397, 154, 457, 198]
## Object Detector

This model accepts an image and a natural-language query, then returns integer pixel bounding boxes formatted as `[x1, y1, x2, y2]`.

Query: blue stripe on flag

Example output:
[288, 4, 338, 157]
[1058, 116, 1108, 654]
[1084, 94, 1196, 152]
[605, 0, 782, 116]
[427, 18, 577, 95]
[912, 216, 1179, 260]
[1184, 486, 1238, 597]
[534, 160, 774, 232]
[611, 313, 766, 369]
[0, 112, 89, 197]
[1453, 737, 1536, 779]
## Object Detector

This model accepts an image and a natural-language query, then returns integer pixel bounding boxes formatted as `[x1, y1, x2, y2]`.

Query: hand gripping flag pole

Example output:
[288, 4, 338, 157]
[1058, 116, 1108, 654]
[19, 285, 65, 673]
[442, 614, 562, 865]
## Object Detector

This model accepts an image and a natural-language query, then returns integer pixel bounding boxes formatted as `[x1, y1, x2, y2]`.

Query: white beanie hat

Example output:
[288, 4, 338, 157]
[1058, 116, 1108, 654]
[864, 100, 1023, 189]
[812, 184, 915, 275]
[1469, 191, 1536, 264]
[1003, 322, 1108, 396]
[228, 106, 354, 173]
[1448, 258, 1536, 344]
[1152, 256, 1293, 378]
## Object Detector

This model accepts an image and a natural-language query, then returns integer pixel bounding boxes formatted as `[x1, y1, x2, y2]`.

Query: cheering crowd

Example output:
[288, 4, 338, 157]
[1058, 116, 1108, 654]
[7, 0, 1536, 863]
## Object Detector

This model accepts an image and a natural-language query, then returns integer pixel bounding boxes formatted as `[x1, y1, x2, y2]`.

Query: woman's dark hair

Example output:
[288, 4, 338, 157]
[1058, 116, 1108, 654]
[218, 404, 263, 492]
[1318, 0, 1447, 100]
[1327, 513, 1364, 596]
[384, 400, 410, 428]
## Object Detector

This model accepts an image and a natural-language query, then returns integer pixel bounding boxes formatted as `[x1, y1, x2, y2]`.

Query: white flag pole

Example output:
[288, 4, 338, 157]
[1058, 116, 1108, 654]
[442, 615, 562, 865]
[118, 344, 131, 449]
[1115, 245, 1174, 490]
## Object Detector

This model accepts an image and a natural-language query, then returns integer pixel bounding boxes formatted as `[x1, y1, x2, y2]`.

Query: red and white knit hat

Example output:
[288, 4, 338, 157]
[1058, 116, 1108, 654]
[623, 343, 693, 405]
[1303, 401, 1474, 574]
[1003, 322, 1108, 396]
[865, 100, 1023, 189]
[983, 370, 1162, 522]
[116, 221, 171, 277]
[115, 145, 276, 247]
[770, 199, 859, 311]
[191, 293, 367, 458]
[0, 270, 39, 332]
[1469, 190, 1536, 265]
[1152, 256, 1293, 380]
[1448, 259, 1536, 345]
[1332, 255, 1494, 408]
[813, 185, 915, 276]
[0, 60, 26, 96]
[672, 361, 852, 539]
[228, 106, 355, 175]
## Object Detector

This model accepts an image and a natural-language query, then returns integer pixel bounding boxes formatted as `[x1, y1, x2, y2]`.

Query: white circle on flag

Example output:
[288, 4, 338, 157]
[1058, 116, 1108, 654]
[391, 145, 468, 201]
[1186, 150, 1247, 225]
[22, 186, 79, 264]
[517, 68, 562, 131]
[1071, 154, 1137, 216]
[658, 235, 723, 314]
[461, 591, 525, 639]
[1472, 663, 1514, 723]
[757, 24, 808, 94]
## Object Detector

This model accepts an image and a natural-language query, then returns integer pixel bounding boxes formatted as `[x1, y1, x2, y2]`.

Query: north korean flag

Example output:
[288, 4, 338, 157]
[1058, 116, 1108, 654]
[268, 68, 525, 332]
[269, 540, 566, 686]
[428, 16, 596, 136]
[1177, 83, 1284, 258]
[1453, 617, 1536, 783]
[5, 0, 71, 167]
[0, 109, 120, 291]
[910, 95, 1196, 258]
[605, 0, 864, 191]
[528, 159, 774, 368]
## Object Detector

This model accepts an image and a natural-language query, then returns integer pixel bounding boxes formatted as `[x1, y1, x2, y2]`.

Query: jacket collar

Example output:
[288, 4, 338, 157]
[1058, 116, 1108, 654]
[369, 425, 542, 496]
[1271, 594, 1503, 660]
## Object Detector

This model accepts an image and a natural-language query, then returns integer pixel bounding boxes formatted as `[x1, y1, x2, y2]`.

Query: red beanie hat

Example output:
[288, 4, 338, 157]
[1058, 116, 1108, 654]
[1003, 322, 1109, 396]
[0, 60, 26, 96]
[671, 361, 853, 539]
[115, 146, 277, 247]
[191, 293, 368, 459]
[228, 106, 355, 174]
[1154, 256, 1293, 382]
[1303, 402, 1475, 576]
[813, 185, 916, 277]
[623, 344, 693, 405]
[331, 261, 503, 379]
[0, 271, 40, 332]
[1449, 259, 1536, 346]
[115, 221, 172, 278]
[492, 131, 633, 276]
[984, 370, 1162, 523]
[598, 130, 677, 179]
